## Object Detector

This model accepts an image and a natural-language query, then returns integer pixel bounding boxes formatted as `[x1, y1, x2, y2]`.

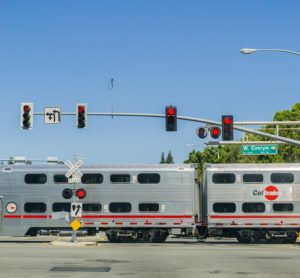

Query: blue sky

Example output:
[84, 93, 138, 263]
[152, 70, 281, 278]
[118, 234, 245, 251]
[0, 0, 299, 164]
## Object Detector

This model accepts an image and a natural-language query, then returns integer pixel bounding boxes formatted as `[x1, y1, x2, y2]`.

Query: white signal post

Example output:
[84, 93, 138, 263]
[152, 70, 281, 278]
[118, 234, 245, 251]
[64, 158, 84, 243]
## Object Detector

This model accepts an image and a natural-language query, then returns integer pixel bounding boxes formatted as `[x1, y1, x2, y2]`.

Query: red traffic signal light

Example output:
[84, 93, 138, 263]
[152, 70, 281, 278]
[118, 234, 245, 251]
[62, 188, 73, 199]
[165, 105, 177, 131]
[210, 126, 221, 139]
[222, 115, 234, 141]
[197, 127, 207, 139]
[21, 103, 33, 129]
[76, 188, 86, 199]
[76, 104, 87, 128]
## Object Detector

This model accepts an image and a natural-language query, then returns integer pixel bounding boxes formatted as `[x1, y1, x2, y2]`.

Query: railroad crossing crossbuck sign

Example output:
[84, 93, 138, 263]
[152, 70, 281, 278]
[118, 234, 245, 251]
[71, 202, 82, 218]
[65, 160, 83, 183]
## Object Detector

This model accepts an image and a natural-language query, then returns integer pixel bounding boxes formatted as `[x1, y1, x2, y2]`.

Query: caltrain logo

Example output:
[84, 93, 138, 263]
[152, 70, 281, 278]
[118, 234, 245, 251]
[253, 185, 280, 201]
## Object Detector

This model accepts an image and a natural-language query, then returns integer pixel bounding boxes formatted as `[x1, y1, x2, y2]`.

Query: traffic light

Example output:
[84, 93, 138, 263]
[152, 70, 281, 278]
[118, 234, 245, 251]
[62, 188, 73, 199]
[21, 103, 33, 129]
[222, 115, 234, 141]
[210, 126, 221, 139]
[76, 188, 86, 199]
[76, 103, 87, 128]
[165, 105, 177, 131]
[197, 127, 207, 139]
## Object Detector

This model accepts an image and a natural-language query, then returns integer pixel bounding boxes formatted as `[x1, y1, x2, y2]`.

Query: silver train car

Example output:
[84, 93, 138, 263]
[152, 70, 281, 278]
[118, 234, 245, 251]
[198, 163, 300, 243]
[0, 162, 199, 243]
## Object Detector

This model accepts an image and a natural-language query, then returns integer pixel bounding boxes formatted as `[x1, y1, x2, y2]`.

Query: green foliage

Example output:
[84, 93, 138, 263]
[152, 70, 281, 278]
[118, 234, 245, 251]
[160, 152, 165, 164]
[166, 151, 174, 164]
[184, 103, 300, 178]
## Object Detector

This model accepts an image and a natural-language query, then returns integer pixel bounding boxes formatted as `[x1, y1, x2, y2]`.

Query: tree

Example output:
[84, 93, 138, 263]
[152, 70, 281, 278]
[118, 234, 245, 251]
[166, 151, 174, 164]
[160, 152, 165, 164]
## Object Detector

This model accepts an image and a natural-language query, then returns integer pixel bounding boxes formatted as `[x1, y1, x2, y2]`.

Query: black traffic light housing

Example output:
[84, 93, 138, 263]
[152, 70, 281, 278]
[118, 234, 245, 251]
[197, 127, 207, 139]
[21, 103, 33, 130]
[222, 115, 234, 141]
[165, 105, 177, 131]
[76, 103, 87, 128]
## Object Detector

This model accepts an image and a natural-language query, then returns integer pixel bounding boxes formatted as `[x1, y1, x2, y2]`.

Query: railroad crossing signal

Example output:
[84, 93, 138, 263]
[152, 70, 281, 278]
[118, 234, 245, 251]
[76, 103, 87, 128]
[21, 102, 33, 130]
[222, 115, 234, 141]
[165, 105, 177, 131]
[65, 160, 83, 183]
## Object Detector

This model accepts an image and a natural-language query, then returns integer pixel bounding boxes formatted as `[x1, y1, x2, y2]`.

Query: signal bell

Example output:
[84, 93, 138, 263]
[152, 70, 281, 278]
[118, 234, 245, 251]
[222, 115, 234, 141]
[165, 105, 177, 131]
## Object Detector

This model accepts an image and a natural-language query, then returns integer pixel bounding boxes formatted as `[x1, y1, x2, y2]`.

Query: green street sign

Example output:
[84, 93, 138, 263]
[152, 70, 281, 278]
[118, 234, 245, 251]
[242, 144, 278, 155]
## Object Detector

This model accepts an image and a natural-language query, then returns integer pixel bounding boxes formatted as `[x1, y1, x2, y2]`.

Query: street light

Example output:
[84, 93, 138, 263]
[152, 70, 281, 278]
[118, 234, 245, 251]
[240, 48, 300, 57]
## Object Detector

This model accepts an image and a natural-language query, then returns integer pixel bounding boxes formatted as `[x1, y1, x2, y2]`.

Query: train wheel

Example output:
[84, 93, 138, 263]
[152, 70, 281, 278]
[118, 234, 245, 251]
[149, 230, 168, 243]
[236, 231, 251, 243]
[251, 231, 261, 243]
[106, 232, 121, 243]
[284, 232, 297, 244]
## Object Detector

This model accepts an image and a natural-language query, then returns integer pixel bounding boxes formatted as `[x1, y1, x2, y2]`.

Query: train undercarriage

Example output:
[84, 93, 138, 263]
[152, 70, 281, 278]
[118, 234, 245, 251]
[196, 226, 298, 244]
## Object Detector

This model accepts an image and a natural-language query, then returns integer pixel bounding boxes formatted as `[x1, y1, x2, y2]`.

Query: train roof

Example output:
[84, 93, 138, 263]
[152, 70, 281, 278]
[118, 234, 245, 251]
[0, 163, 197, 172]
[205, 163, 300, 171]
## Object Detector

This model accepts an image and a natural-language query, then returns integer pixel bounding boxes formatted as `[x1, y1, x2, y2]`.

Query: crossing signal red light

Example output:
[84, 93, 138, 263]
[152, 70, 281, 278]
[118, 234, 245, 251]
[21, 103, 33, 129]
[197, 127, 207, 139]
[76, 188, 86, 199]
[76, 104, 87, 128]
[62, 188, 73, 199]
[165, 105, 177, 131]
[222, 115, 234, 141]
[210, 126, 221, 139]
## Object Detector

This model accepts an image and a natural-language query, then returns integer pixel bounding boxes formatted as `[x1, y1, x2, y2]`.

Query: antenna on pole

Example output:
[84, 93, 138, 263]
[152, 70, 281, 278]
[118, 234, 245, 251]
[108, 78, 114, 119]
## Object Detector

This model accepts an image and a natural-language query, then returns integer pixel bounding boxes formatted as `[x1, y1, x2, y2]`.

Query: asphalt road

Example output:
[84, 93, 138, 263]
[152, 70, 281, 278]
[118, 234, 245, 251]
[0, 236, 299, 278]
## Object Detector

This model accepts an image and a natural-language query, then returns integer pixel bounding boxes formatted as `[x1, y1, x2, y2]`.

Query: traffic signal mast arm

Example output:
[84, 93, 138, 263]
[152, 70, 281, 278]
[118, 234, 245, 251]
[32, 111, 300, 147]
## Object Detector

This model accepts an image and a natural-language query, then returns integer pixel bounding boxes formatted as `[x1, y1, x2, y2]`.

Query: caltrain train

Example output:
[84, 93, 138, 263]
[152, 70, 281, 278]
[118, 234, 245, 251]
[0, 158, 299, 243]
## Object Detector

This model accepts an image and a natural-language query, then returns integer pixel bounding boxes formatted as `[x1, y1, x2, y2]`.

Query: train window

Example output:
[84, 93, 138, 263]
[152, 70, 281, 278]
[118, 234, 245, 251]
[110, 174, 130, 183]
[52, 203, 71, 212]
[53, 175, 68, 183]
[83, 203, 102, 212]
[213, 203, 236, 213]
[243, 174, 263, 183]
[81, 174, 103, 184]
[271, 173, 294, 184]
[138, 173, 160, 184]
[24, 202, 47, 213]
[273, 203, 294, 212]
[109, 202, 131, 213]
[242, 203, 265, 213]
[212, 173, 235, 184]
[25, 174, 47, 184]
[139, 203, 159, 212]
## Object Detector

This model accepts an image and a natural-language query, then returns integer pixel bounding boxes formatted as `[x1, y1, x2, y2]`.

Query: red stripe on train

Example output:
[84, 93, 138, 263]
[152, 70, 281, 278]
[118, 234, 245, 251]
[80, 215, 193, 219]
[210, 215, 300, 219]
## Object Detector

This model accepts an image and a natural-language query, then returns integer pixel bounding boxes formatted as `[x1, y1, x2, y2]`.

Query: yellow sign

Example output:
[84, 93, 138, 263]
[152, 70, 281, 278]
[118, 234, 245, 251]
[70, 219, 81, 231]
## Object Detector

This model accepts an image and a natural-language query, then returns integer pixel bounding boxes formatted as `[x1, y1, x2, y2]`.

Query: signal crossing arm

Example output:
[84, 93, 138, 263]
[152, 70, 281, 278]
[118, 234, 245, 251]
[31, 111, 300, 147]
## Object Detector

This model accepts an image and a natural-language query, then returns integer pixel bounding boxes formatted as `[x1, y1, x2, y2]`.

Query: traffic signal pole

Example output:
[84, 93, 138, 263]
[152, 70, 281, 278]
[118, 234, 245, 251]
[32, 111, 300, 147]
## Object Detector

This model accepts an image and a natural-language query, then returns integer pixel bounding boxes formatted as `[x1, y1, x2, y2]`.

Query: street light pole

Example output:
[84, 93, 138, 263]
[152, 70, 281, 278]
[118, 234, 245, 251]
[240, 48, 300, 57]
